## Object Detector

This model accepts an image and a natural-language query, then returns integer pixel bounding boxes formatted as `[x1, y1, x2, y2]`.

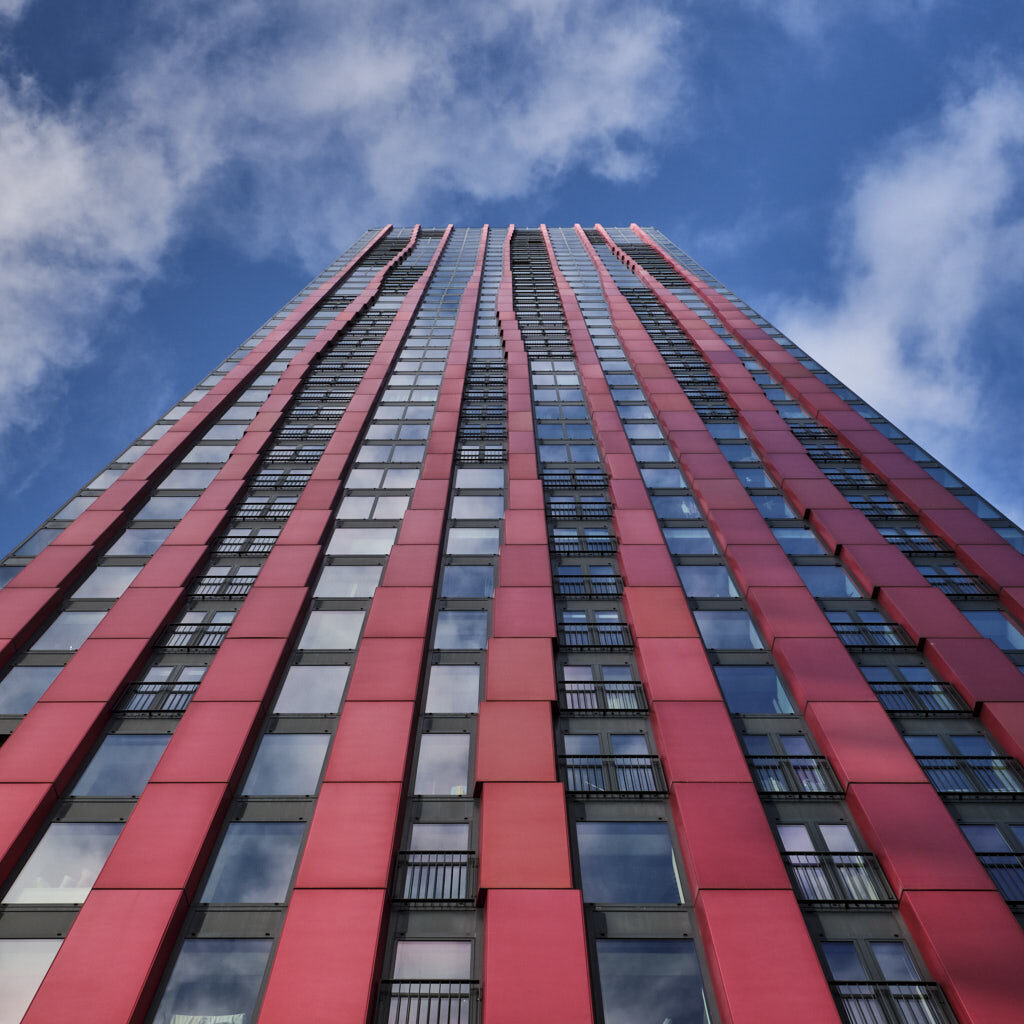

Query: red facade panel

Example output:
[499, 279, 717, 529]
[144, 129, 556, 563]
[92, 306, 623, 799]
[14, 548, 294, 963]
[923, 636, 1024, 704]
[747, 586, 836, 642]
[149, 701, 262, 785]
[0, 783, 55, 878]
[345, 637, 423, 701]
[90, 587, 183, 640]
[475, 702, 555, 783]
[362, 587, 433, 639]
[324, 701, 414, 782]
[635, 636, 721, 701]
[190, 637, 289, 702]
[478, 782, 571, 889]
[228, 586, 309, 639]
[257, 890, 386, 1024]
[484, 637, 556, 701]
[650, 701, 751, 784]
[773, 636, 876, 708]
[496, 545, 551, 587]
[0, 701, 106, 786]
[295, 783, 402, 889]
[483, 889, 593, 1024]
[491, 586, 556, 638]
[39, 637, 150, 703]
[877, 585, 979, 644]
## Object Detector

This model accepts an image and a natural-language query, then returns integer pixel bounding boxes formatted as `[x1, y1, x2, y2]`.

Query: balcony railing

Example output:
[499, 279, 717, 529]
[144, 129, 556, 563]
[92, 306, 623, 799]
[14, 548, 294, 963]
[552, 575, 624, 600]
[557, 622, 633, 651]
[805, 446, 860, 464]
[263, 447, 325, 464]
[824, 469, 885, 490]
[557, 681, 648, 715]
[116, 679, 200, 715]
[916, 756, 1024, 798]
[234, 499, 296, 521]
[747, 755, 843, 798]
[393, 851, 477, 903]
[190, 575, 258, 599]
[782, 851, 896, 908]
[540, 469, 609, 491]
[454, 445, 507, 464]
[832, 622, 916, 652]
[558, 755, 667, 796]
[977, 852, 1024, 904]
[377, 981, 479, 1024]
[213, 533, 279, 557]
[869, 682, 969, 717]
[848, 497, 915, 519]
[249, 470, 312, 490]
[831, 981, 955, 1024]
[159, 623, 231, 650]
[546, 499, 613, 520]
[924, 574, 995, 599]
[459, 404, 506, 420]
[882, 534, 953, 556]
[549, 536, 618, 557]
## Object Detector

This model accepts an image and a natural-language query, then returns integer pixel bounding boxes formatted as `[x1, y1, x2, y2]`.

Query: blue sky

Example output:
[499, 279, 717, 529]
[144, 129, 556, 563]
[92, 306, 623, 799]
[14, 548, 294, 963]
[1, 0, 1023, 555]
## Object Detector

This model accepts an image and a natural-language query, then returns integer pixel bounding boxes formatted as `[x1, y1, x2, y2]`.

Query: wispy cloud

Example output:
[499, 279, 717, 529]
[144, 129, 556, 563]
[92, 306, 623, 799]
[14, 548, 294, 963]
[0, 0, 684, 455]
[734, 0, 942, 40]
[771, 75, 1024, 521]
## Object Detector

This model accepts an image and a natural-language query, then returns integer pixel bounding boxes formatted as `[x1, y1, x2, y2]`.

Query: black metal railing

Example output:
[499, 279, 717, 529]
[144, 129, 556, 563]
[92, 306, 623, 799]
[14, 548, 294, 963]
[557, 622, 633, 650]
[263, 447, 325, 464]
[454, 445, 507, 464]
[916, 756, 1024, 798]
[830, 981, 955, 1024]
[393, 852, 477, 903]
[557, 681, 647, 715]
[249, 470, 312, 490]
[805, 446, 860, 464]
[869, 682, 969, 717]
[546, 499, 613, 520]
[977, 852, 1024, 904]
[558, 755, 666, 796]
[233, 499, 297, 521]
[552, 575, 623, 600]
[882, 534, 953, 556]
[159, 623, 230, 650]
[549, 536, 618, 556]
[213, 533, 279, 557]
[190, 575, 258, 599]
[923, 574, 995, 599]
[377, 981, 479, 1024]
[832, 622, 915, 651]
[848, 497, 915, 519]
[782, 851, 896, 907]
[116, 679, 200, 715]
[747, 756, 843, 797]
[824, 469, 885, 490]
[540, 469, 609, 491]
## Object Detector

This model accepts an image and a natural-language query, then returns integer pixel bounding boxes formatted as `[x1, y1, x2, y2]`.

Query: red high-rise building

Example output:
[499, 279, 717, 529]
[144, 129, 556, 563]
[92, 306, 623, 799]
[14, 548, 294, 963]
[0, 224, 1022, 1024]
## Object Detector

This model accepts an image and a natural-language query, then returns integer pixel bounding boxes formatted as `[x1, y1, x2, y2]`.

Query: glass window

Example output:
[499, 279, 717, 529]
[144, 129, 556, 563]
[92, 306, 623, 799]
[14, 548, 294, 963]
[327, 528, 396, 556]
[382, 468, 419, 489]
[71, 565, 143, 600]
[576, 821, 682, 903]
[434, 611, 488, 650]
[297, 610, 365, 650]
[735, 467, 774, 488]
[455, 468, 503, 488]
[0, 938, 62, 1024]
[640, 467, 687, 489]
[650, 495, 700, 520]
[14, 529, 61, 557]
[151, 938, 272, 1024]
[450, 495, 504, 519]
[963, 610, 1024, 650]
[241, 734, 330, 796]
[106, 529, 171, 556]
[160, 468, 219, 489]
[424, 665, 480, 714]
[201, 822, 304, 904]
[135, 496, 197, 520]
[181, 445, 234, 464]
[796, 565, 862, 598]
[394, 940, 472, 979]
[30, 611, 106, 652]
[772, 527, 827, 555]
[313, 565, 382, 598]
[272, 665, 349, 714]
[89, 469, 123, 489]
[0, 665, 61, 715]
[695, 610, 763, 650]
[4, 822, 122, 904]
[664, 528, 717, 556]
[441, 565, 495, 599]
[446, 528, 500, 555]
[595, 939, 710, 1024]
[676, 564, 738, 598]
[54, 496, 95, 520]
[716, 665, 793, 714]
[72, 734, 170, 797]
[409, 823, 469, 851]
[413, 734, 471, 796]
[958, 495, 999, 519]
[751, 494, 796, 519]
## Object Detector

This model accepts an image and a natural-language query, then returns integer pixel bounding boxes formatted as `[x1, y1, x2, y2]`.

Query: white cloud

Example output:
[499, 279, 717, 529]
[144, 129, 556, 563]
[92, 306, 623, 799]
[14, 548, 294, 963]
[0, 0, 684, 452]
[772, 76, 1024, 521]
[734, 0, 942, 40]
[0, 0, 31, 18]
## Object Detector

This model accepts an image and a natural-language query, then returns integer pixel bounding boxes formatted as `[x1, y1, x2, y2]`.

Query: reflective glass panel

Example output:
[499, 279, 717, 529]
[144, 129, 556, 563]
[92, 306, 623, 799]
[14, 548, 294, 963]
[313, 564, 382, 598]
[0, 939, 61, 1024]
[441, 565, 495, 598]
[676, 564, 738, 597]
[71, 565, 142, 599]
[716, 665, 793, 713]
[450, 495, 504, 519]
[796, 565, 861, 598]
[394, 940, 472, 979]
[434, 611, 488, 650]
[30, 611, 106, 652]
[106, 529, 171, 556]
[327, 528, 396, 556]
[72, 734, 170, 796]
[413, 734, 471, 796]
[695, 610, 763, 650]
[0, 665, 61, 715]
[424, 665, 480, 714]
[446, 528, 500, 555]
[201, 822, 304, 903]
[151, 938, 272, 1024]
[595, 940, 710, 1024]
[5, 822, 122, 904]
[409, 823, 470, 851]
[241, 734, 330, 796]
[297, 610, 365, 650]
[272, 665, 349, 714]
[135, 496, 197, 520]
[576, 822, 682, 903]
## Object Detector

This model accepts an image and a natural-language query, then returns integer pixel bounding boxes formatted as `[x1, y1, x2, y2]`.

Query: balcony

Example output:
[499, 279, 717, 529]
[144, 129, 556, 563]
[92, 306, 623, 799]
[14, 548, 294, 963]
[848, 497, 915, 519]
[916, 756, 1024, 798]
[924, 574, 996, 600]
[116, 679, 200, 715]
[823, 469, 885, 490]
[214, 533, 278, 557]
[377, 981, 479, 1024]
[747, 755, 843, 798]
[263, 447, 325, 464]
[190, 575, 258, 600]
[159, 622, 230, 651]
[869, 682, 970, 717]
[557, 622, 633, 651]
[832, 622, 916, 653]
[882, 533, 953, 556]
[557, 681, 648, 715]
[805, 446, 860, 464]
[454, 445, 507, 464]
[546, 498, 613, 520]
[540, 469, 609, 491]
[782, 851, 897, 908]
[234, 499, 297, 521]
[977, 853, 1024, 904]
[249, 469, 312, 490]
[549, 536, 618, 557]
[552, 575, 623, 600]
[393, 851, 477, 903]
[558, 755, 667, 796]
[831, 982, 955, 1024]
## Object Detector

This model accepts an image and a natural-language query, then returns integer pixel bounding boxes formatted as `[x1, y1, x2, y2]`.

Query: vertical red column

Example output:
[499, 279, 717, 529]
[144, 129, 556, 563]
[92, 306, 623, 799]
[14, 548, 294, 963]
[16, 228, 460, 1024]
[612, 225, 1024, 1024]
[479, 226, 592, 1024]
[545, 226, 839, 1024]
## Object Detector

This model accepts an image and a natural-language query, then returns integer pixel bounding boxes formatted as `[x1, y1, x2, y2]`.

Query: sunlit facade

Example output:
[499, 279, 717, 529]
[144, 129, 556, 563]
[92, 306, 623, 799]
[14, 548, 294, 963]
[1, 224, 1023, 1024]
